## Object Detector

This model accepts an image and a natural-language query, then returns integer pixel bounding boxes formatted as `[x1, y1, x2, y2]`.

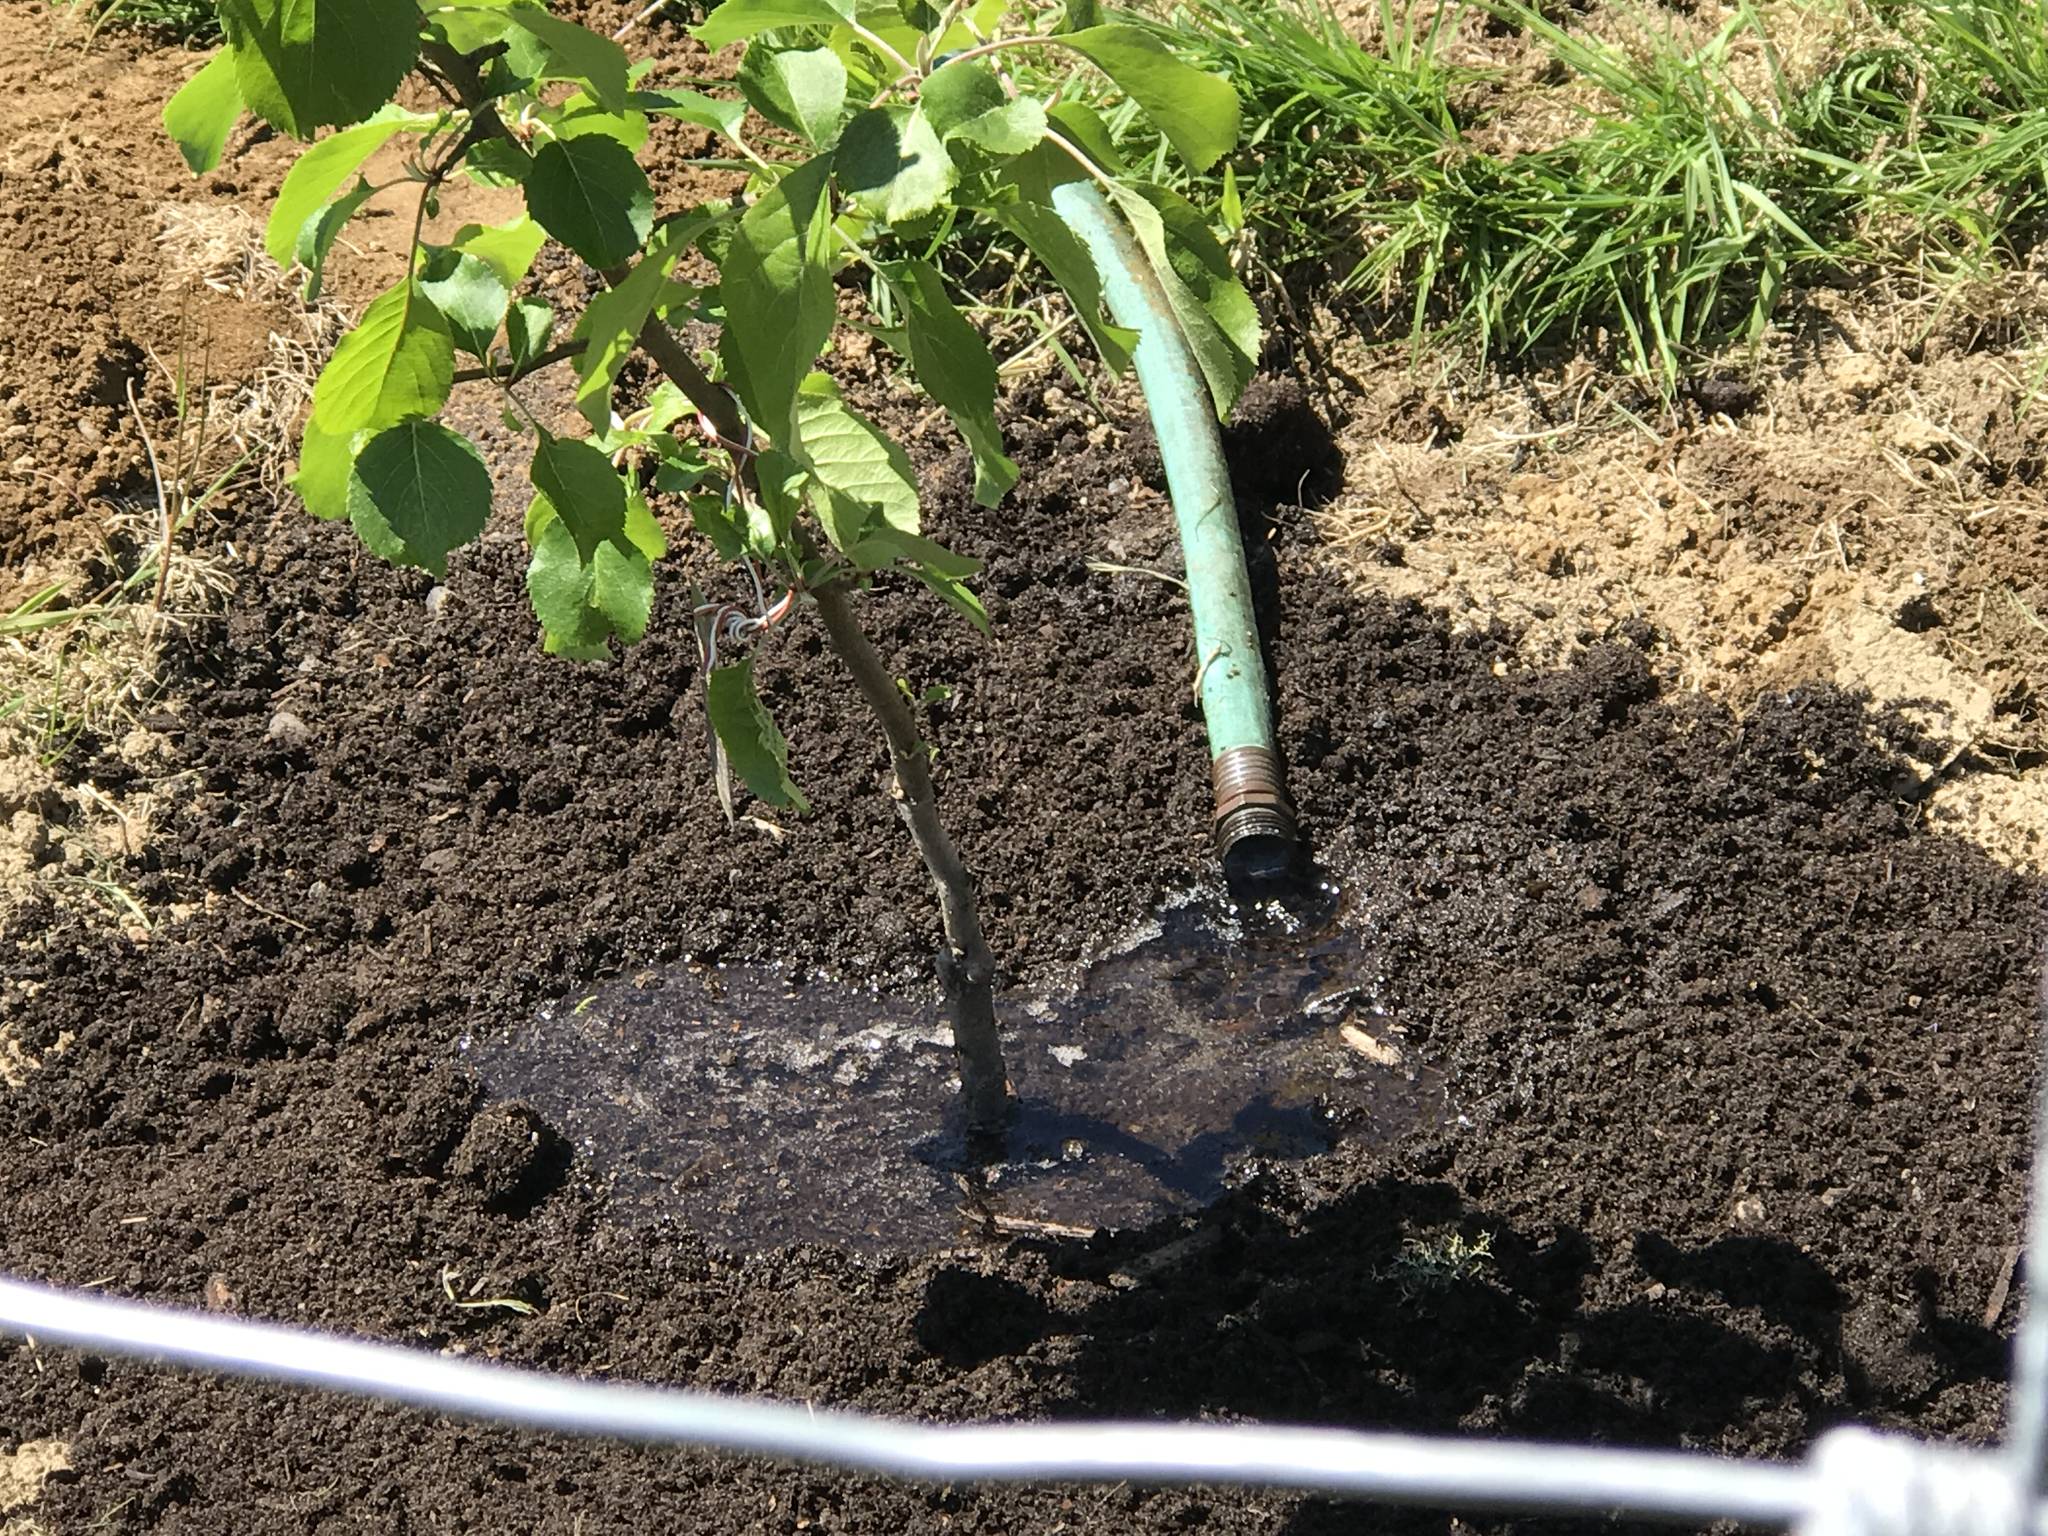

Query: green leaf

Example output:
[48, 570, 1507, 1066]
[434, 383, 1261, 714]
[882, 260, 1016, 506]
[290, 418, 362, 520]
[345, 419, 493, 577]
[553, 104, 649, 152]
[739, 45, 849, 147]
[1113, 182, 1258, 415]
[418, 247, 510, 358]
[524, 495, 660, 659]
[632, 87, 747, 141]
[695, 0, 851, 48]
[496, 3, 630, 113]
[530, 430, 627, 563]
[525, 134, 653, 270]
[717, 155, 835, 451]
[835, 106, 955, 224]
[506, 298, 555, 370]
[912, 564, 988, 632]
[705, 659, 809, 811]
[640, 381, 697, 436]
[691, 494, 748, 560]
[845, 524, 980, 578]
[624, 480, 670, 563]
[1056, 0, 1099, 30]
[522, 488, 555, 548]
[1063, 24, 1238, 172]
[293, 173, 379, 302]
[1219, 160, 1242, 234]
[751, 448, 807, 554]
[918, 60, 1044, 154]
[795, 394, 919, 547]
[427, 3, 512, 53]
[452, 215, 547, 287]
[265, 106, 435, 267]
[464, 137, 534, 185]
[1046, 100, 1123, 174]
[482, 24, 553, 95]
[999, 100, 1121, 202]
[310, 279, 454, 435]
[993, 202, 1135, 374]
[217, 0, 422, 138]
[813, 487, 876, 556]
[163, 50, 243, 174]
[840, 531, 986, 632]
[571, 215, 711, 430]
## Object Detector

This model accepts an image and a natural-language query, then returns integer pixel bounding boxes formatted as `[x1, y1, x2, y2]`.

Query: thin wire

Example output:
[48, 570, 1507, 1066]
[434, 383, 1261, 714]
[0, 1276, 1813, 1525]
[2005, 941, 2048, 1500]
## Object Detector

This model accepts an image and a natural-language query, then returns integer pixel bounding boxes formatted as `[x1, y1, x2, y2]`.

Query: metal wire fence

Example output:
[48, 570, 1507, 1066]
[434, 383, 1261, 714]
[1, 1001, 2044, 1534]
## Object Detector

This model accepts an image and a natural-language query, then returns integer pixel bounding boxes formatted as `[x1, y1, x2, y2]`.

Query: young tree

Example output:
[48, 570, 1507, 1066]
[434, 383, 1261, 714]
[163, 0, 1255, 1135]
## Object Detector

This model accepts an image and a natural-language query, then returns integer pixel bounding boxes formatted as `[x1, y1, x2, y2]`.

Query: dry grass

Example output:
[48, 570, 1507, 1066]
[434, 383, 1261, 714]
[0, 205, 333, 933]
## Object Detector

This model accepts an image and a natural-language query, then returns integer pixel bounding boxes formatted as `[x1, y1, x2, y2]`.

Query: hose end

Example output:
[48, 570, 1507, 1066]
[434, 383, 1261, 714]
[1212, 745, 1300, 891]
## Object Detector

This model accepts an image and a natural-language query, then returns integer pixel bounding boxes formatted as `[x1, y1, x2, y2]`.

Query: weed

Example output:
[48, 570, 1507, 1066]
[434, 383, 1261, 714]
[1381, 1229, 1496, 1298]
[65, 0, 219, 44]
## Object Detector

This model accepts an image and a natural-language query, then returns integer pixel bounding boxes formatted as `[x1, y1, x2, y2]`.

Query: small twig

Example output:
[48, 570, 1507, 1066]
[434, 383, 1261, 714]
[1044, 126, 1121, 197]
[611, 0, 671, 40]
[439, 1265, 540, 1317]
[230, 889, 311, 934]
[984, 1212, 1098, 1241]
[846, 16, 918, 78]
[125, 378, 174, 616]
[1987, 1242, 2021, 1329]
[450, 339, 588, 385]
[1085, 559, 1186, 592]
[891, 32, 1056, 88]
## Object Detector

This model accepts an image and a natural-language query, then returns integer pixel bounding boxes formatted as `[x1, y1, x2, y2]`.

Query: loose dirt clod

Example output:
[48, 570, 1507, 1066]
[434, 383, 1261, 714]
[450, 1102, 565, 1210]
[0, 1442, 70, 1519]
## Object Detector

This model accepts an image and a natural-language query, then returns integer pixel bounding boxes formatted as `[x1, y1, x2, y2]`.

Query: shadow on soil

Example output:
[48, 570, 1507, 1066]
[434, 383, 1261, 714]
[913, 1174, 2012, 1535]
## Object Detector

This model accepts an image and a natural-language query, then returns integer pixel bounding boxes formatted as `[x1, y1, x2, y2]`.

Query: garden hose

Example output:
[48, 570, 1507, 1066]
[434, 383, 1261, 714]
[1050, 182, 1299, 886]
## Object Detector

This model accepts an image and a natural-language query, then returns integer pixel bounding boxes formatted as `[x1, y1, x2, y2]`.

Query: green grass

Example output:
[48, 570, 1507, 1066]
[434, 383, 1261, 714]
[65, 0, 219, 44]
[1074, 0, 2048, 385]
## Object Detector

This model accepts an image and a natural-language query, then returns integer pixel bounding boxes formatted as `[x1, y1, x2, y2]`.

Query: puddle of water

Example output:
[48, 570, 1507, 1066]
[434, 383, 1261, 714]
[460, 880, 1447, 1252]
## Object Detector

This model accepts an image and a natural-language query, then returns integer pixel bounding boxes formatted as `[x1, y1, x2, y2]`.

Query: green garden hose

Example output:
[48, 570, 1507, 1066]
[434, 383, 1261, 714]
[1051, 181, 1299, 884]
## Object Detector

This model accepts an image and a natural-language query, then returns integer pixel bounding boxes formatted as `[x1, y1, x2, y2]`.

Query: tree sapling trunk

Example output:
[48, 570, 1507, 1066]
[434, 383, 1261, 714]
[813, 581, 1010, 1136]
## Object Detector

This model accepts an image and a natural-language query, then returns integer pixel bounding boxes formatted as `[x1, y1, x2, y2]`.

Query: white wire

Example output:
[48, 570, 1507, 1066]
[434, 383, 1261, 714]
[0, 1275, 1812, 1523]
[2005, 945, 2048, 1501]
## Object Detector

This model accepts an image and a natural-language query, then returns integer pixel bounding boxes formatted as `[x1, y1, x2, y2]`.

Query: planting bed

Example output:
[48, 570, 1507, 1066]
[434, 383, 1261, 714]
[3, 4, 2046, 1534]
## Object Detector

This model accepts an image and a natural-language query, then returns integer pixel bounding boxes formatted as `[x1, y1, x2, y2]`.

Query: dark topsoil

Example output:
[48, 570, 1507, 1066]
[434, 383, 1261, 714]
[1, 9, 2043, 1526]
[2, 365, 2041, 1533]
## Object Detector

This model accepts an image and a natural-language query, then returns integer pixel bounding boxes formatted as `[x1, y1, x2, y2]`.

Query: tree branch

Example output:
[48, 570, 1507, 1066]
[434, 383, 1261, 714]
[450, 339, 586, 385]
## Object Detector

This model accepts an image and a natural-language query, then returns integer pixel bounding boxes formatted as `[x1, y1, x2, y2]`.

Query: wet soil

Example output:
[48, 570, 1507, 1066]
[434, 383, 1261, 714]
[2, 7, 2045, 1536]
[463, 885, 1440, 1251]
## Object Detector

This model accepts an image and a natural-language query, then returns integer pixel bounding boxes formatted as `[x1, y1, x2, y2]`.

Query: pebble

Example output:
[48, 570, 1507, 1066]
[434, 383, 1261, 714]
[264, 710, 313, 751]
